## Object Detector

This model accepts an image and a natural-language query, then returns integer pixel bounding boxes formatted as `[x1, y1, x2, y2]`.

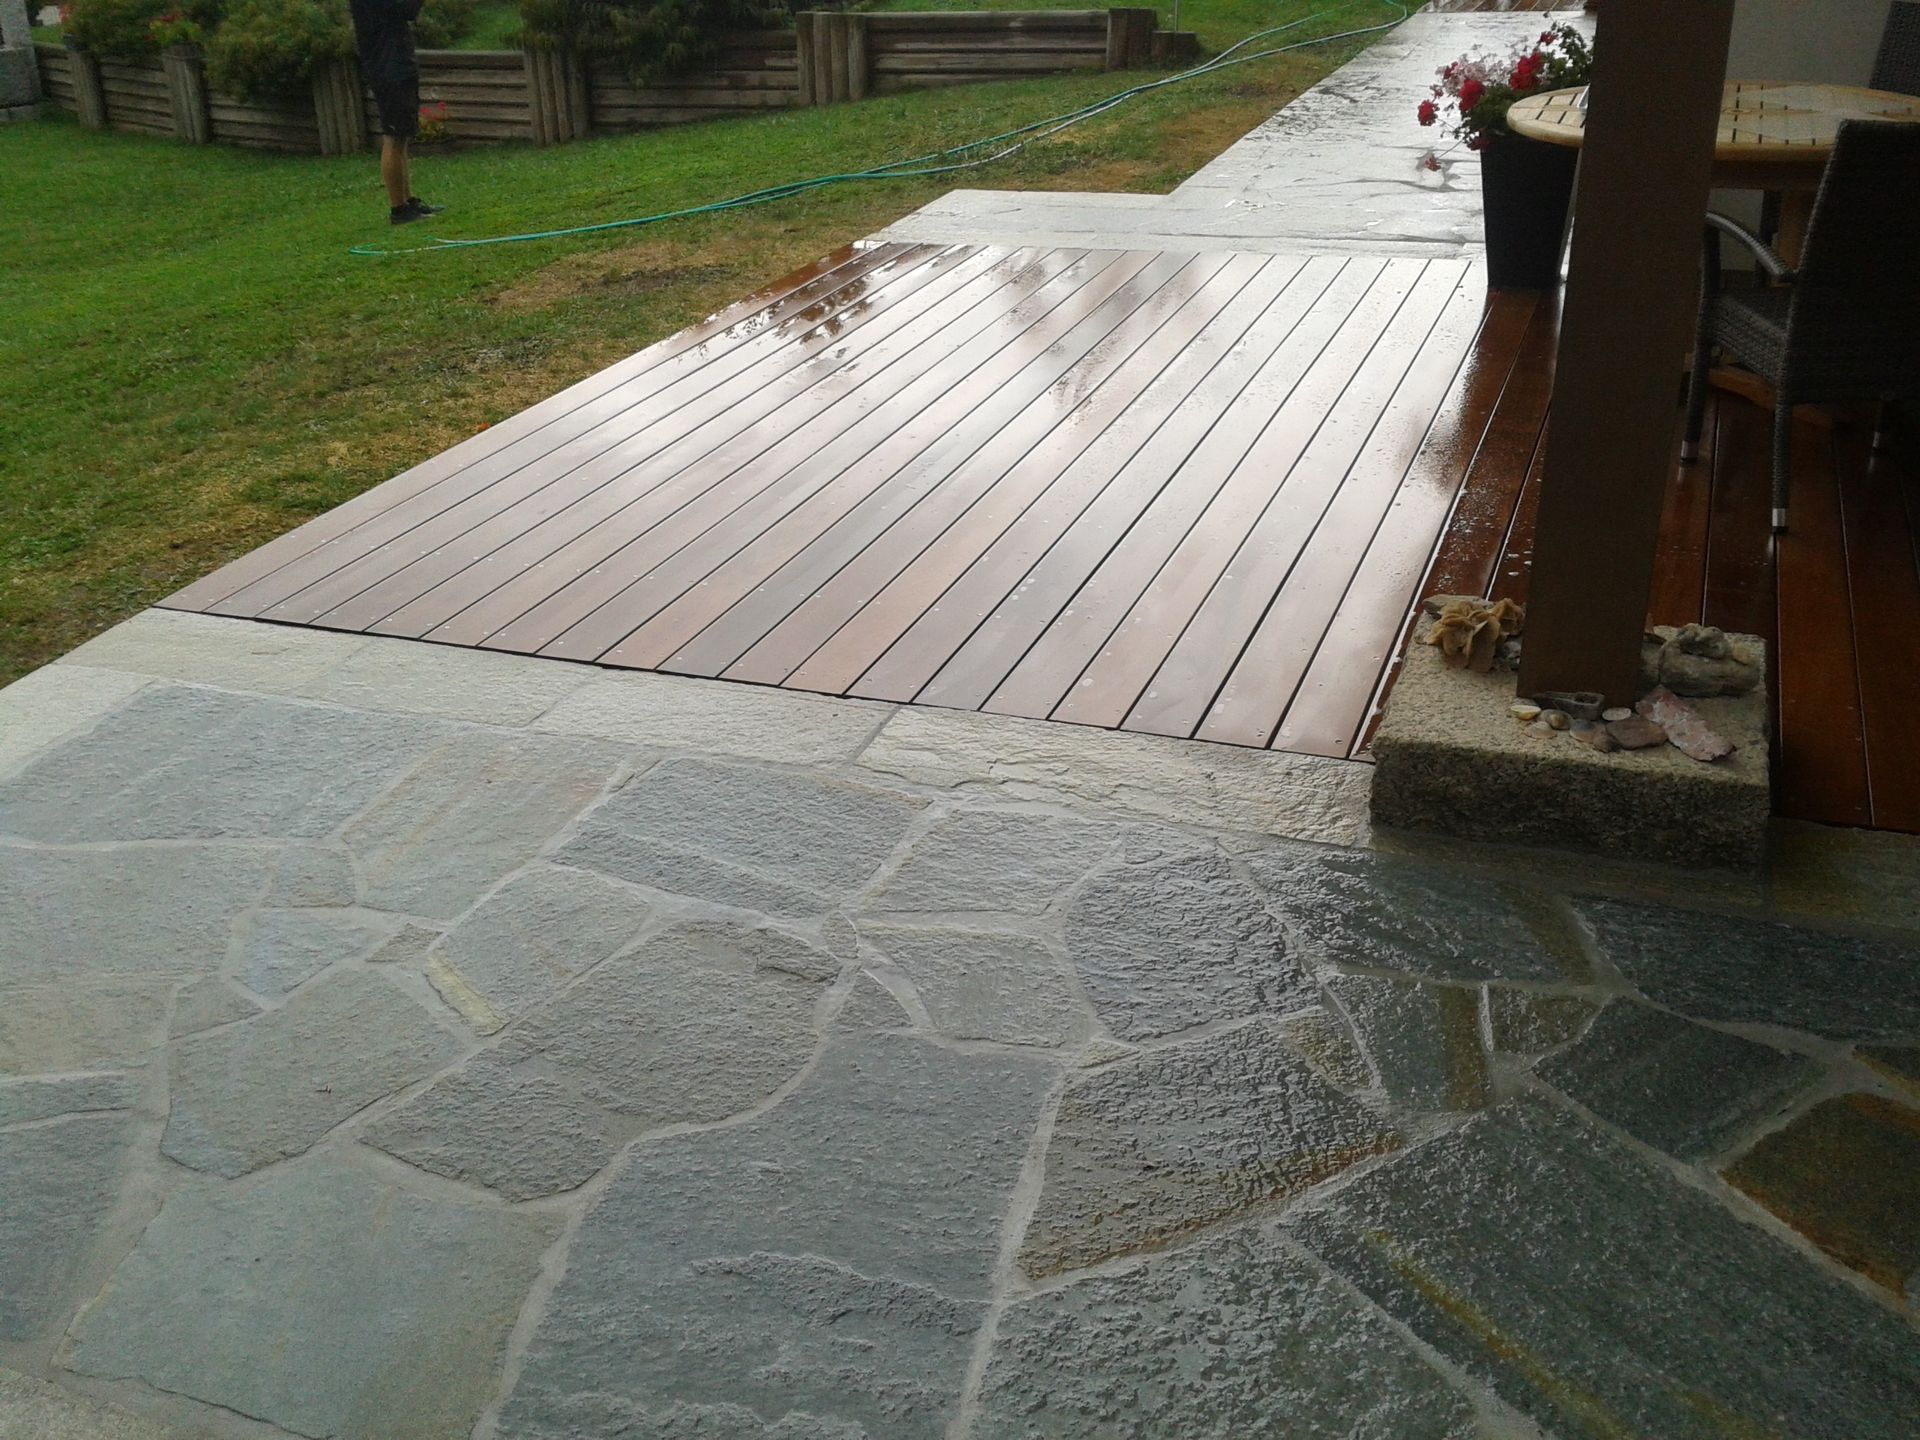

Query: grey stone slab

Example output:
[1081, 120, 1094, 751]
[1245, 846, 1575, 983]
[234, 907, 397, 998]
[1018, 1020, 1400, 1279]
[298, 636, 596, 727]
[345, 731, 626, 922]
[869, 811, 1127, 915]
[0, 845, 273, 983]
[1277, 1009, 1373, 1092]
[263, 842, 357, 907]
[366, 922, 443, 966]
[0, 664, 148, 782]
[0, 687, 445, 843]
[1290, 1099, 1920, 1439]
[0, 980, 173, 1075]
[0, 1114, 132, 1340]
[1576, 897, 1920, 1042]
[1484, 987, 1600, 1057]
[1536, 1003, 1823, 1160]
[976, 1226, 1478, 1439]
[63, 609, 366, 692]
[832, 973, 913, 1033]
[535, 670, 889, 764]
[1769, 819, 1920, 935]
[0, 1071, 136, 1127]
[163, 968, 461, 1178]
[65, 1155, 558, 1440]
[556, 759, 924, 917]
[1861, 1043, 1920, 1101]
[1324, 975, 1490, 1113]
[1062, 851, 1311, 1042]
[860, 925, 1086, 1047]
[494, 1030, 1055, 1439]
[0, 1367, 198, 1440]
[167, 977, 262, 1039]
[367, 921, 832, 1199]
[855, 708, 1371, 847]
[424, 865, 654, 1032]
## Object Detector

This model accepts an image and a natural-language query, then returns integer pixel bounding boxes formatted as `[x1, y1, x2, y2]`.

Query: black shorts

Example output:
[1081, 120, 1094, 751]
[364, 45, 420, 139]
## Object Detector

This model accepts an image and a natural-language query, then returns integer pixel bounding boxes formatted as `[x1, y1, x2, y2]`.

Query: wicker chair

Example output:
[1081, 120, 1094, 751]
[1681, 121, 1920, 532]
[1874, 0, 1920, 94]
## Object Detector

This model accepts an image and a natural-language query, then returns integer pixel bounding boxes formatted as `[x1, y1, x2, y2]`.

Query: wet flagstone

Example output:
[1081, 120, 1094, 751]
[0, 1114, 132, 1341]
[367, 921, 832, 1199]
[1536, 1002, 1822, 1160]
[870, 812, 1129, 915]
[1575, 897, 1920, 1041]
[1278, 1009, 1373, 1091]
[1723, 1092, 1920, 1302]
[163, 968, 461, 1177]
[1324, 974, 1489, 1112]
[1290, 1099, 1920, 1437]
[65, 1156, 558, 1440]
[1245, 848, 1576, 983]
[1484, 986, 1599, 1057]
[1018, 1020, 1399, 1278]
[860, 925, 1087, 1047]
[557, 758, 926, 917]
[494, 1030, 1055, 1439]
[1859, 1043, 1920, 1101]
[1063, 851, 1310, 1041]
[977, 1226, 1479, 1439]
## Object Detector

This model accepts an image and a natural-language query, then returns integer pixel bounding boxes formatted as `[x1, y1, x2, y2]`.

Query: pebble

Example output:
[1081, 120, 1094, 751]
[1602, 707, 1632, 723]
[1607, 715, 1667, 750]
[1572, 725, 1619, 753]
[1542, 710, 1571, 731]
[1510, 702, 1542, 722]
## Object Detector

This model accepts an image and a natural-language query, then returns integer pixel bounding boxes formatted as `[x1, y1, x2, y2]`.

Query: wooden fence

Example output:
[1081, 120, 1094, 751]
[31, 10, 1195, 154]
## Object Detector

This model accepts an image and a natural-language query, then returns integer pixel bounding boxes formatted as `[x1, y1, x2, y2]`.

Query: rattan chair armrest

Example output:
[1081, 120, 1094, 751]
[1704, 212, 1797, 283]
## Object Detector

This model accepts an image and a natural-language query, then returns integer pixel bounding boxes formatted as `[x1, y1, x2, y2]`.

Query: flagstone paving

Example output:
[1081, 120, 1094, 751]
[3, 609, 1918, 1438]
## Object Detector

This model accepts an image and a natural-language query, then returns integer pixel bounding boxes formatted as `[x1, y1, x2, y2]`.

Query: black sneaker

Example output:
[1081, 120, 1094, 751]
[408, 197, 445, 216]
[389, 199, 442, 226]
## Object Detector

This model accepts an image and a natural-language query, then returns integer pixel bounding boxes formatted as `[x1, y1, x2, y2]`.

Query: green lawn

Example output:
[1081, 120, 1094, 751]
[0, 0, 1398, 685]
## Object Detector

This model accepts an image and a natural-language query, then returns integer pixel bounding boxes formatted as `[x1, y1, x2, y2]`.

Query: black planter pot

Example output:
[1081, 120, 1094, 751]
[1479, 133, 1580, 289]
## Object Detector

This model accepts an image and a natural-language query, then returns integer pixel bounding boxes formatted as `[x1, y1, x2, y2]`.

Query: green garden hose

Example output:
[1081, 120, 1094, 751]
[350, 1, 1410, 258]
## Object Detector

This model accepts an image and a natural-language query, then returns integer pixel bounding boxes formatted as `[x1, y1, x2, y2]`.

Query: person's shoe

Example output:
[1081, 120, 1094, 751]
[408, 197, 445, 216]
[389, 198, 441, 225]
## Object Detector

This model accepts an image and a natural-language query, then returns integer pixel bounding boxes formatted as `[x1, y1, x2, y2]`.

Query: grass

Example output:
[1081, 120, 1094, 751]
[450, 1, 524, 50]
[0, 0, 1401, 685]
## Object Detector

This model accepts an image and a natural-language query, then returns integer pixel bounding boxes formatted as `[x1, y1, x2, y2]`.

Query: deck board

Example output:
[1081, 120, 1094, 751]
[165, 239, 1918, 834]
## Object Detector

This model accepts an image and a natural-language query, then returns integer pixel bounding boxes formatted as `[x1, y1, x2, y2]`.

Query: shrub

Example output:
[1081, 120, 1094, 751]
[519, 0, 788, 80]
[64, 0, 170, 56]
[202, 0, 351, 97]
[414, 0, 479, 48]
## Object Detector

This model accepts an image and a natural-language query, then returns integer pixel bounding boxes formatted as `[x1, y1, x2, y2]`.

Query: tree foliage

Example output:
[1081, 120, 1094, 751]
[518, 0, 790, 80]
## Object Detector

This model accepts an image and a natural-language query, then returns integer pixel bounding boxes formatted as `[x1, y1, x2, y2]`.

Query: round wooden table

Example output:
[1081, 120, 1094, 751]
[1509, 81, 1920, 260]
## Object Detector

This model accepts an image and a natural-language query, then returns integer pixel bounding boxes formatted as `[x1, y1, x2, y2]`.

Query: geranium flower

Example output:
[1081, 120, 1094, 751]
[1417, 99, 1438, 126]
[1459, 78, 1486, 111]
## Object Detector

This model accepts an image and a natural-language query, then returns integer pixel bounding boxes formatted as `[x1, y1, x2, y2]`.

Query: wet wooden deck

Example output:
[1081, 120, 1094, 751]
[166, 241, 1920, 834]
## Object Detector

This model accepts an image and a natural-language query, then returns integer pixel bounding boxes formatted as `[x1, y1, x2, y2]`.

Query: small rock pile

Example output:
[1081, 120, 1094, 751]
[1422, 597, 1757, 766]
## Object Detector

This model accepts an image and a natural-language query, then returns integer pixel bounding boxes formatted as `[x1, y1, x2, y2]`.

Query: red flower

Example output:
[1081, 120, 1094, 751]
[1417, 99, 1438, 127]
[1513, 52, 1543, 92]
[1541, 29, 1555, 44]
[1458, 78, 1486, 111]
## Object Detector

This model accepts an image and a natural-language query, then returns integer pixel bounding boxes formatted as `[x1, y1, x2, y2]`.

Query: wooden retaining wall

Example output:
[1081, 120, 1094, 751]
[32, 10, 1194, 152]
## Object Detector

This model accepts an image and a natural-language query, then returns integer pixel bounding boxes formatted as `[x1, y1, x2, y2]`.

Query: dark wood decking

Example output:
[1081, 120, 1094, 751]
[166, 241, 1920, 834]
[167, 241, 1509, 764]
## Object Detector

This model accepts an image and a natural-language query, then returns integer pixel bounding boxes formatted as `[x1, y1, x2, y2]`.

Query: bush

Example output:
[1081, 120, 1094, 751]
[519, 0, 788, 80]
[64, 0, 170, 56]
[202, 0, 477, 100]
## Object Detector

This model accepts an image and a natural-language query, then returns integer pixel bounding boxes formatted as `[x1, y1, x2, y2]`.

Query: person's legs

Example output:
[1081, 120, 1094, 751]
[380, 136, 409, 210]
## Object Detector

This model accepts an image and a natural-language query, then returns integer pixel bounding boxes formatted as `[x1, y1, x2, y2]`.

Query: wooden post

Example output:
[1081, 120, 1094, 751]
[845, 13, 869, 102]
[161, 43, 210, 143]
[311, 55, 366, 156]
[68, 43, 105, 129]
[810, 12, 834, 106]
[826, 11, 850, 104]
[1126, 8, 1156, 67]
[525, 47, 586, 145]
[793, 12, 816, 107]
[1104, 8, 1129, 71]
[1517, 0, 1737, 706]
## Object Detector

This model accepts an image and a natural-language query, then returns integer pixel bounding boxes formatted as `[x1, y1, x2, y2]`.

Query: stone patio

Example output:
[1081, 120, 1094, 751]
[2, 608, 1918, 1438]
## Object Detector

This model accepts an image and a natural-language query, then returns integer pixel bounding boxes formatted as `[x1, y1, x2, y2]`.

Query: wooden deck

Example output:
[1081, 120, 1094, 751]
[166, 240, 1920, 834]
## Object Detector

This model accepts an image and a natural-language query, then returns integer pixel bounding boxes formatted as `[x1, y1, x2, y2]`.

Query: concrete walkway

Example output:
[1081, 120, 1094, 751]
[878, 10, 1570, 257]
